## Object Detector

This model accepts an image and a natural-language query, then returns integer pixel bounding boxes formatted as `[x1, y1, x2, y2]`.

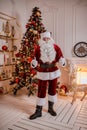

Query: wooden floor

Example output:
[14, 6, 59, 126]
[0, 91, 87, 130]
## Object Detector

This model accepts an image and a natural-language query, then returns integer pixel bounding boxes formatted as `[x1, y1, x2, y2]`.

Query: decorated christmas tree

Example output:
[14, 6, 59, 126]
[10, 7, 46, 96]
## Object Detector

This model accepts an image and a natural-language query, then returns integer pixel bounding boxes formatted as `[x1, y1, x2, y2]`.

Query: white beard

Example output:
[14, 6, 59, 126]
[39, 39, 56, 63]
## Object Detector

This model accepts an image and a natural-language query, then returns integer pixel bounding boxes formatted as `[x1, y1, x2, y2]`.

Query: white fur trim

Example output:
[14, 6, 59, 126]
[59, 57, 66, 67]
[37, 69, 61, 80]
[41, 32, 51, 39]
[48, 94, 57, 102]
[36, 97, 46, 106]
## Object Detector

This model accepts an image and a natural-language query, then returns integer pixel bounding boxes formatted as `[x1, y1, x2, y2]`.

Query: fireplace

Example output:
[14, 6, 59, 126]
[66, 58, 87, 103]
[67, 58, 87, 86]
[77, 66, 87, 84]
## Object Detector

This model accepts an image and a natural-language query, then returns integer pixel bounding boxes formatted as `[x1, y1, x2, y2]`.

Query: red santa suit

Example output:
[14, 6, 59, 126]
[31, 32, 66, 106]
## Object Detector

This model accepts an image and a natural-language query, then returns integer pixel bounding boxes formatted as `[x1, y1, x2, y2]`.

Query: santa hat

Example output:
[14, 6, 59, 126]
[41, 32, 51, 39]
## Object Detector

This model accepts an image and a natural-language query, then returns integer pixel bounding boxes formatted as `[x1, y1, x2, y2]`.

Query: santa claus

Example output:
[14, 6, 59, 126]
[29, 31, 66, 120]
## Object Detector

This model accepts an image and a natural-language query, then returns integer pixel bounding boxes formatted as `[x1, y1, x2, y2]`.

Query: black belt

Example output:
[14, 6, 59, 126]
[40, 63, 56, 69]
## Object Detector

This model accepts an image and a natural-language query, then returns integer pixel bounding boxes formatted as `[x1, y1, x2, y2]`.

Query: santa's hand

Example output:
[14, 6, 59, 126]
[31, 59, 38, 68]
[59, 57, 66, 67]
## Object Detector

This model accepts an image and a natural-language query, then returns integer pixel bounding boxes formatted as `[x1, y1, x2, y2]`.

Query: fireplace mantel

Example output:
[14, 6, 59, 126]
[67, 58, 87, 68]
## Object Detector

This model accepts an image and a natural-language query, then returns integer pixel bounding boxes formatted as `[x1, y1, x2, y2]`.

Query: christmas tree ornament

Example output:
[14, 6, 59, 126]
[36, 11, 40, 16]
[2, 45, 8, 51]
[33, 30, 38, 34]
[15, 77, 20, 83]
[13, 45, 17, 51]
[11, 26, 15, 37]
[27, 57, 32, 63]
[4, 21, 10, 36]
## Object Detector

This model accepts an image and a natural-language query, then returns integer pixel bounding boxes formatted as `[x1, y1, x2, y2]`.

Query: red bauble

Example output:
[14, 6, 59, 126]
[21, 58, 25, 62]
[32, 83, 37, 87]
[19, 73, 24, 77]
[31, 69, 37, 75]
[15, 78, 20, 83]
[15, 52, 20, 57]
[2, 45, 8, 51]
[26, 24, 29, 28]
[31, 21, 35, 25]
[27, 57, 32, 63]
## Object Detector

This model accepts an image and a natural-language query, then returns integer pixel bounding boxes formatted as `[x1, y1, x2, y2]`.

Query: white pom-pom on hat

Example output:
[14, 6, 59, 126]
[41, 32, 51, 39]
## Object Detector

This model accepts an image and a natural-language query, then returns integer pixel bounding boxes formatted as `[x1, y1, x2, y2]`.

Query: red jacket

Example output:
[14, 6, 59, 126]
[33, 44, 65, 80]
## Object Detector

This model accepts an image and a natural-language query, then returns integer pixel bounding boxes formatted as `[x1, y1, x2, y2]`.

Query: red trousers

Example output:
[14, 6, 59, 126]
[37, 78, 57, 98]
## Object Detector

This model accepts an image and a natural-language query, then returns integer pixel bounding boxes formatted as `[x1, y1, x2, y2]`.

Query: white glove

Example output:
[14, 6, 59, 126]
[31, 59, 38, 68]
[59, 57, 66, 67]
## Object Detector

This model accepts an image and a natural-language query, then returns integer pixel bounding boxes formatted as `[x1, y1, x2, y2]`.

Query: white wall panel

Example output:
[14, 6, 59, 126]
[73, 5, 87, 44]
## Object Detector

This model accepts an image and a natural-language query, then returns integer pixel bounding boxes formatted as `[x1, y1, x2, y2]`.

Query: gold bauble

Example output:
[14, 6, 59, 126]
[29, 29, 33, 32]
[33, 30, 38, 34]
[36, 11, 41, 16]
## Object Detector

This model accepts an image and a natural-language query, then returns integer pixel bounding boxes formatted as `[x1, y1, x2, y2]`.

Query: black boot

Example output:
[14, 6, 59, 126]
[48, 101, 57, 116]
[29, 105, 42, 120]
